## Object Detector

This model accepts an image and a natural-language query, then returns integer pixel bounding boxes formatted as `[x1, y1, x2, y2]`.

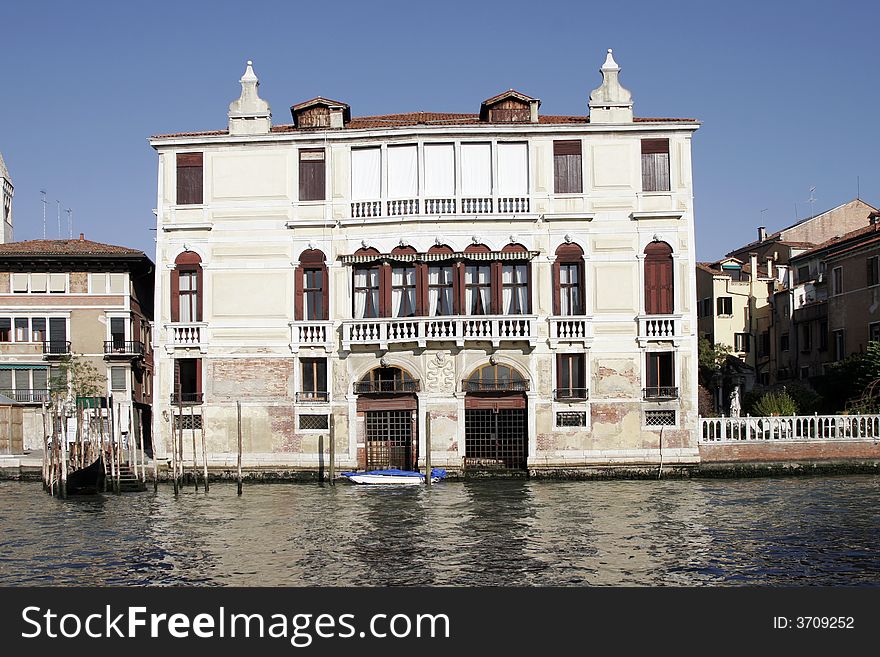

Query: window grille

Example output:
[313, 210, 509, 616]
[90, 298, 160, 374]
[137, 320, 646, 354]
[556, 411, 587, 427]
[299, 414, 329, 431]
[644, 410, 676, 426]
[173, 414, 202, 430]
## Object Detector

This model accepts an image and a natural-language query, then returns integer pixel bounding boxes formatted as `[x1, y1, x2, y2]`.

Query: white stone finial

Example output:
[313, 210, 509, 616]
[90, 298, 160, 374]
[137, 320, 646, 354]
[589, 48, 633, 124]
[228, 59, 271, 135]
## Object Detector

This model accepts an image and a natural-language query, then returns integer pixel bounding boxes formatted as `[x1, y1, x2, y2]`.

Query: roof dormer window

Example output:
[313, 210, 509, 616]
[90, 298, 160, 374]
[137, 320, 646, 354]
[290, 97, 351, 129]
[479, 90, 540, 123]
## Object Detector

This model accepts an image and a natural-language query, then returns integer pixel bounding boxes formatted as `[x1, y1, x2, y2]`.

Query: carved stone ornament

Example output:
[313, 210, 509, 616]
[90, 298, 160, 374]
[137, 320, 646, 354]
[425, 351, 455, 393]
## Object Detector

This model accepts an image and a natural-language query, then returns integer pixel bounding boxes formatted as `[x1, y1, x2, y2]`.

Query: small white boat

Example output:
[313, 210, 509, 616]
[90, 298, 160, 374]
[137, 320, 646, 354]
[341, 468, 447, 485]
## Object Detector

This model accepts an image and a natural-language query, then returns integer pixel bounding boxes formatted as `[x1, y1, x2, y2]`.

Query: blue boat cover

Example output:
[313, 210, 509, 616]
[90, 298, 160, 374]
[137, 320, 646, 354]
[341, 468, 447, 479]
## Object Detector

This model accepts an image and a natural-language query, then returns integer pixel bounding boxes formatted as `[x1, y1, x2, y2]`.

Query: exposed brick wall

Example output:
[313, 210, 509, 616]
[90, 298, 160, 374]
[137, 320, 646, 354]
[700, 441, 880, 463]
[69, 272, 88, 293]
[0, 273, 8, 293]
[210, 358, 293, 400]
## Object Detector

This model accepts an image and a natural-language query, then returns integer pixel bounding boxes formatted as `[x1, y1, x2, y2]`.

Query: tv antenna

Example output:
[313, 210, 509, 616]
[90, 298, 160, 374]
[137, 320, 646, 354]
[808, 186, 816, 219]
[56, 200, 61, 238]
[40, 190, 47, 239]
[66, 208, 72, 238]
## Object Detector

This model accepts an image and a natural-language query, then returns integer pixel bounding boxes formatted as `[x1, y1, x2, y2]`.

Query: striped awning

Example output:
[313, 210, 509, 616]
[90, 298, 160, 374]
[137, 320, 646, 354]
[340, 250, 539, 264]
[0, 364, 48, 370]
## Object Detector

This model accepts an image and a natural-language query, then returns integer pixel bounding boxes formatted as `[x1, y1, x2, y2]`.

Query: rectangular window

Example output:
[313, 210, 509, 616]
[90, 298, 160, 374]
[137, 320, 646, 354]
[645, 410, 676, 426]
[641, 139, 670, 192]
[303, 269, 325, 320]
[178, 270, 199, 323]
[48, 273, 66, 293]
[868, 257, 879, 287]
[502, 264, 529, 315]
[460, 143, 492, 196]
[353, 267, 380, 319]
[818, 319, 828, 351]
[645, 351, 675, 398]
[759, 331, 770, 357]
[496, 142, 528, 195]
[299, 414, 329, 430]
[176, 152, 203, 205]
[31, 318, 46, 343]
[800, 365, 810, 379]
[90, 272, 107, 294]
[780, 333, 790, 352]
[734, 333, 751, 353]
[109, 273, 126, 294]
[387, 145, 418, 199]
[110, 317, 126, 347]
[800, 323, 812, 352]
[14, 318, 28, 342]
[1, 318, 13, 342]
[12, 273, 28, 293]
[423, 143, 455, 196]
[797, 265, 810, 283]
[110, 366, 126, 391]
[716, 296, 733, 316]
[832, 266, 843, 296]
[300, 358, 328, 402]
[870, 322, 880, 343]
[553, 140, 582, 194]
[32, 369, 48, 395]
[299, 149, 326, 201]
[173, 358, 201, 403]
[464, 265, 491, 315]
[428, 266, 455, 316]
[701, 298, 712, 318]
[350, 147, 381, 200]
[556, 354, 586, 400]
[556, 411, 587, 428]
[30, 273, 47, 293]
[391, 267, 417, 318]
[833, 329, 846, 362]
[559, 263, 582, 315]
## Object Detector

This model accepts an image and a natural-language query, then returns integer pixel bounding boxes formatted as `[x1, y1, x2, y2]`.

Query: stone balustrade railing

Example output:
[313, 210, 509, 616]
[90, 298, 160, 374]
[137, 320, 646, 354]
[166, 323, 207, 349]
[699, 414, 880, 443]
[343, 315, 537, 349]
[289, 321, 335, 352]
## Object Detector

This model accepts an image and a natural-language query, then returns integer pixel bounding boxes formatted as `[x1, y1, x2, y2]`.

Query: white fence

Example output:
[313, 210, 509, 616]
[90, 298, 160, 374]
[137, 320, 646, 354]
[699, 414, 880, 443]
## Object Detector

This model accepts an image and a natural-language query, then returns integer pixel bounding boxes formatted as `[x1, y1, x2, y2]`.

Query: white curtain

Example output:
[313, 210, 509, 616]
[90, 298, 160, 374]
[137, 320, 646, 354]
[392, 268, 416, 317]
[460, 143, 491, 195]
[465, 266, 490, 315]
[424, 143, 455, 196]
[429, 267, 453, 316]
[496, 142, 528, 195]
[560, 264, 581, 315]
[351, 147, 381, 200]
[387, 145, 418, 198]
[502, 265, 528, 314]
[354, 270, 379, 318]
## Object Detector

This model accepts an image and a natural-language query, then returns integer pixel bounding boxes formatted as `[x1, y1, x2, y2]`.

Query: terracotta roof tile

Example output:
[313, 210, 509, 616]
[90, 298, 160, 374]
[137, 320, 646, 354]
[792, 222, 880, 260]
[0, 239, 145, 257]
[152, 113, 697, 139]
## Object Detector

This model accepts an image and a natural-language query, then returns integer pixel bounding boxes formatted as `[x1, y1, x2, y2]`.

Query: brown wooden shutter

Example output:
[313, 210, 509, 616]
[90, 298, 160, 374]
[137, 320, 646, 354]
[299, 149, 326, 201]
[379, 263, 391, 318]
[553, 140, 583, 194]
[552, 259, 561, 315]
[294, 266, 304, 320]
[195, 358, 202, 395]
[578, 259, 586, 314]
[491, 261, 502, 315]
[170, 269, 180, 322]
[416, 263, 428, 317]
[195, 267, 204, 321]
[176, 153, 203, 205]
[641, 139, 669, 155]
[526, 261, 533, 314]
[320, 265, 329, 320]
[644, 242, 673, 315]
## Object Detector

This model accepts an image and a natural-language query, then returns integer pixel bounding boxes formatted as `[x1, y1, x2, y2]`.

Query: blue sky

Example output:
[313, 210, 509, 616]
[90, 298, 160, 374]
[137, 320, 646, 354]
[1, 0, 878, 261]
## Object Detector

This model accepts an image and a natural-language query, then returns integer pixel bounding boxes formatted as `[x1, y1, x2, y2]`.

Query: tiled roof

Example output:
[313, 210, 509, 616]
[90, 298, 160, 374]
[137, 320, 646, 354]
[0, 239, 145, 257]
[151, 113, 697, 139]
[792, 222, 880, 260]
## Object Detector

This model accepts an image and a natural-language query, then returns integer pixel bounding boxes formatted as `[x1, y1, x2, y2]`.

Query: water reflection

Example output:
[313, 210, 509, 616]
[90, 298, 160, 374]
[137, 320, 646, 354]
[0, 476, 878, 586]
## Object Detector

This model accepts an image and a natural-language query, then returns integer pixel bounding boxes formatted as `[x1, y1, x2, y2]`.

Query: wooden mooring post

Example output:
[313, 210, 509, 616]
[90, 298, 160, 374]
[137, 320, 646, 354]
[328, 413, 335, 486]
[190, 405, 198, 492]
[201, 414, 209, 493]
[60, 405, 68, 499]
[236, 401, 243, 496]
[424, 410, 431, 487]
[41, 405, 48, 492]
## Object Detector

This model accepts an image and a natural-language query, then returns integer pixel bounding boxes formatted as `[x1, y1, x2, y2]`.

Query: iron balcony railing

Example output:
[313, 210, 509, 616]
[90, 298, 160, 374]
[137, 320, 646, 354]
[353, 380, 421, 394]
[296, 391, 329, 403]
[103, 340, 145, 356]
[643, 386, 679, 401]
[0, 388, 49, 403]
[462, 379, 530, 393]
[170, 391, 204, 405]
[553, 387, 589, 401]
[42, 341, 71, 356]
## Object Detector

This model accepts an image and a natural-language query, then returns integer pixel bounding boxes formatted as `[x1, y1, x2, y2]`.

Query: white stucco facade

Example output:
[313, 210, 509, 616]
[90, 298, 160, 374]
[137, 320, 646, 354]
[150, 52, 701, 473]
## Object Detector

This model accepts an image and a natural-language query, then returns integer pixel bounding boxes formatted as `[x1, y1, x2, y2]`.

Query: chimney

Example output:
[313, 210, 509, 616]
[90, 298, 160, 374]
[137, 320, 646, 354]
[757, 226, 766, 242]
[79, 233, 84, 241]
[749, 252, 758, 282]
[588, 49, 633, 124]
[766, 257, 773, 280]
[228, 60, 272, 136]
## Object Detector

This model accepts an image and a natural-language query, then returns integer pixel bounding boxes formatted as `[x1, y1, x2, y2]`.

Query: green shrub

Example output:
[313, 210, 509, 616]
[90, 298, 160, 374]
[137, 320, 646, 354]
[751, 391, 799, 416]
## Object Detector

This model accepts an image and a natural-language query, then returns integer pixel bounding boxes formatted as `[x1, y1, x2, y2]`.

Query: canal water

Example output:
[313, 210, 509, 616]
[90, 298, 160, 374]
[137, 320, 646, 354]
[1, 476, 878, 586]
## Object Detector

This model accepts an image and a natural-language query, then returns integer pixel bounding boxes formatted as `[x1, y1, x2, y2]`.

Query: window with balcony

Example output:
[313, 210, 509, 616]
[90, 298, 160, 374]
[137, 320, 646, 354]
[645, 351, 676, 399]
[641, 139, 670, 192]
[424, 143, 455, 206]
[553, 243, 585, 315]
[299, 358, 328, 402]
[295, 249, 328, 321]
[496, 142, 528, 199]
[428, 266, 455, 316]
[465, 265, 491, 315]
[0, 367, 49, 403]
[176, 152, 203, 205]
[31, 318, 46, 343]
[460, 142, 492, 201]
[868, 257, 879, 287]
[171, 252, 202, 323]
[392, 267, 417, 318]
[556, 353, 586, 400]
[553, 140, 583, 194]
[299, 148, 326, 201]
[351, 147, 381, 204]
[109, 317, 126, 348]
[172, 358, 202, 404]
[502, 264, 529, 314]
[644, 241, 674, 315]
[354, 267, 380, 319]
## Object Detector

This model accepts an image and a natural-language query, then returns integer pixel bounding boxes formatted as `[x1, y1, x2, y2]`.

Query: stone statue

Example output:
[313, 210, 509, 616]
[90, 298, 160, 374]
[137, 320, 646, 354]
[729, 385, 741, 418]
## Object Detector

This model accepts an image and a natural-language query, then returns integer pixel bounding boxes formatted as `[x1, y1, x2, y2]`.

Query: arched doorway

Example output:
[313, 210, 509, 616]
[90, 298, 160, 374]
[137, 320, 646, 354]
[463, 363, 529, 470]
[355, 366, 419, 471]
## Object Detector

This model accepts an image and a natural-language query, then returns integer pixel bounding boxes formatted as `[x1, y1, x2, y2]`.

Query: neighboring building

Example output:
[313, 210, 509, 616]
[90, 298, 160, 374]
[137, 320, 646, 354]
[149, 51, 701, 474]
[789, 213, 880, 380]
[0, 151, 13, 242]
[0, 237, 155, 451]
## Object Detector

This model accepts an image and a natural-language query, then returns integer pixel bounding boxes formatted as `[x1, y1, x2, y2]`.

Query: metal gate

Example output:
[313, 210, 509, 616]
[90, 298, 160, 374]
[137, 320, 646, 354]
[464, 408, 527, 470]
[365, 410, 414, 471]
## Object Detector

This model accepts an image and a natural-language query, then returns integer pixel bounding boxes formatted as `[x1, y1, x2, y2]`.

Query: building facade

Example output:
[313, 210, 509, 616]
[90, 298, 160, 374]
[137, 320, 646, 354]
[0, 237, 155, 451]
[0, 151, 13, 243]
[150, 51, 701, 473]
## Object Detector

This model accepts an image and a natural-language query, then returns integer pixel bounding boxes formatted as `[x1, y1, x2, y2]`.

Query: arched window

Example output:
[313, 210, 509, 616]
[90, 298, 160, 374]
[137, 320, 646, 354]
[553, 243, 585, 315]
[355, 366, 418, 394]
[171, 252, 202, 322]
[644, 241, 674, 315]
[464, 363, 528, 392]
[295, 249, 328, 320]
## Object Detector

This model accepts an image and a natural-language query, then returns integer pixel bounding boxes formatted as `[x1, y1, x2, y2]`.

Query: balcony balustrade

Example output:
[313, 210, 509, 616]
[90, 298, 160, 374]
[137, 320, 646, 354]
[289, 321, 334, 352]
[637, 315, 682, 346]
[165, 323, 207, 352]
[103, 340, 145, 358]
[548, 316, 593, 347]
[342, 315, 537, 350]
[42, 341, 71, 357]
[348, 196, 532, 219]
[170, 391, 203, 405]
[461, 379, 530, 393]
[0, 388, 49, 404]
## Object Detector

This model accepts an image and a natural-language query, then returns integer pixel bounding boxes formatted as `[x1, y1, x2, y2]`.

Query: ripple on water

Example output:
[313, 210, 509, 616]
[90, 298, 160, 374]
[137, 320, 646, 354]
[0, 476, 879, 586]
